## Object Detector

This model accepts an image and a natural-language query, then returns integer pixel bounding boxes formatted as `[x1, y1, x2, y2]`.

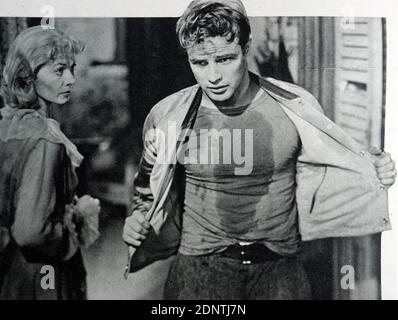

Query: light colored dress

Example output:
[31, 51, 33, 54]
[0, 106, 86, 300]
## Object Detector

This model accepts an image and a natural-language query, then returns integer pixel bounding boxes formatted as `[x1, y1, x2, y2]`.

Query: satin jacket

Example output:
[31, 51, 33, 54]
[125, 75, 391, 274]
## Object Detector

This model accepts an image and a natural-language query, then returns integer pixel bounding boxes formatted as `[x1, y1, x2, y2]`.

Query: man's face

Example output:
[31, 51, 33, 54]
[187, 36, 249, 105]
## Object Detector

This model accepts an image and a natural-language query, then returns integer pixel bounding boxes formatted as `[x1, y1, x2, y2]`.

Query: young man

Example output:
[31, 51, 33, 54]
[123, 0, 396, 299]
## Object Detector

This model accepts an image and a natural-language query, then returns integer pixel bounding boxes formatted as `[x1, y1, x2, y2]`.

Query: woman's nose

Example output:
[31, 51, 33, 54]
[64, 69, 76, 86]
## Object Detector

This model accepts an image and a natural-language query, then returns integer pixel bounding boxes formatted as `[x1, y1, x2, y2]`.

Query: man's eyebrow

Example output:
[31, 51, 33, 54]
[215, 53, 238, 59]
[189, 57, 206, 63]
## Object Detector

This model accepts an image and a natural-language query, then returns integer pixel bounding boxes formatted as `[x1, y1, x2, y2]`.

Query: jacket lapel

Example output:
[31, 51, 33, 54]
[151, 87, 202, 215]
[259, 77, 364, 155]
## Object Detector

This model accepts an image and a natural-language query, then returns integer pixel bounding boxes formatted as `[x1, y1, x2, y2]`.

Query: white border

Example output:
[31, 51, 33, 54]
[0, 0, 396, 17]
[1, 0, 397, 300]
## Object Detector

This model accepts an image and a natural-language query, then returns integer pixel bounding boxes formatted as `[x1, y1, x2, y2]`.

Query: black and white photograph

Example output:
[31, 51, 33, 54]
[0, 0, 397, 302]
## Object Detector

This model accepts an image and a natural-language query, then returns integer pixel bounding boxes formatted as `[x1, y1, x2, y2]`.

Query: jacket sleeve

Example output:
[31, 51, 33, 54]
[130, 112, 157, 217]
[11, 140, 78, 261]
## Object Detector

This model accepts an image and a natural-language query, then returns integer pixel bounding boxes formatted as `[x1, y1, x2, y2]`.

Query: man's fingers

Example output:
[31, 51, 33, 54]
[123, 212, 151, 247]
[132, 231, 147, 241]
[123, 226, 147, 241]
[123, 234, 143, 247]
[126, 213, 150, 229]
[374, 153, 393, 167]
[124, 218, 149, 235]
[135, 212, 150, 229]
[380, 178, 395, 187]
[123, 215, 150, 246]
[378, 170, 397, 180]
[375, 162, 395, 174]
[131, 222, 149, 235]
[368, 146, 383, 156]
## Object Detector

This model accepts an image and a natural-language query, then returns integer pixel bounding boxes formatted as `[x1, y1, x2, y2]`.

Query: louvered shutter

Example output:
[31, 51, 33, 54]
[334, 18, 384, 148]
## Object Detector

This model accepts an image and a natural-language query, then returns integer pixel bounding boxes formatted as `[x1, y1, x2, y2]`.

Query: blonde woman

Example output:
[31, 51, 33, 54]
[0, 26, 100, 300]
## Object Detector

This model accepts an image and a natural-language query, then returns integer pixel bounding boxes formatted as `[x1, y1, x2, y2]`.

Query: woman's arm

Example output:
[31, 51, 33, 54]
[11, 140, 78, 262]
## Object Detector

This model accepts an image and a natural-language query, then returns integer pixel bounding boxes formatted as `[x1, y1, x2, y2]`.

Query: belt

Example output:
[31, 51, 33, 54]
[219, 243, 283, 264]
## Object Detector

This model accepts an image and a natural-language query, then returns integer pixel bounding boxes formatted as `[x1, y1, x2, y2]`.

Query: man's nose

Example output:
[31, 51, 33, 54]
[208, 64, 222, 84]
[64, 69, 76, 86]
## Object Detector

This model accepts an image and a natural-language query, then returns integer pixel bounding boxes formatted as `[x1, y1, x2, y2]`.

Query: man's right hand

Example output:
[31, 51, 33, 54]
[122, 211, 150, 247]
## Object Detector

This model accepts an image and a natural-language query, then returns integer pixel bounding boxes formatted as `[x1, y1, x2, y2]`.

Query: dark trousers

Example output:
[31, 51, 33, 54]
[164, 248, 311, 300]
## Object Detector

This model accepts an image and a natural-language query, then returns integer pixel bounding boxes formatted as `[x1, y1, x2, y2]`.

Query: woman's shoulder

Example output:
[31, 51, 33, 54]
[19, 112, 50, 136]
[0, 116, 64, 163]
[1, 108, 82, 167]
[0, 110, 59, 144]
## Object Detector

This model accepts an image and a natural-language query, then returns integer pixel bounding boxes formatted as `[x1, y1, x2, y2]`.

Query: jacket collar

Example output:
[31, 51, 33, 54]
[257, 75, 300, 101]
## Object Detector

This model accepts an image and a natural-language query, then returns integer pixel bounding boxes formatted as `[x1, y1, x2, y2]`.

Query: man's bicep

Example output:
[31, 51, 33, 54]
[141, 111, 158, 170]
[130, 112, 158, 216]
[130, 163, 155, 217]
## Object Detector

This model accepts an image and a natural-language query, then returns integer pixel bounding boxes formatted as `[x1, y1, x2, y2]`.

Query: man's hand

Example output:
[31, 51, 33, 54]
[122, 211, 150, 247]
[368, 147, 397, 188]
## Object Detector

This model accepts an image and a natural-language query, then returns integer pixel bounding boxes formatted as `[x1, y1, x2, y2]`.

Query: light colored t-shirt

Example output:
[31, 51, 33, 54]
[180, 88, 301, 256]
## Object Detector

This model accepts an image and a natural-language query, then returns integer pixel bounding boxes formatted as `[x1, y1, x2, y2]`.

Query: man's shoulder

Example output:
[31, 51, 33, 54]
[259, 76, 324, 113]
[147, 84, 200, 125]
[260, 76, 311, 99]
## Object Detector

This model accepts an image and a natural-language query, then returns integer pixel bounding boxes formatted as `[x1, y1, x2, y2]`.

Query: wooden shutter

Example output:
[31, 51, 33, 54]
[334, 18, 384, 148]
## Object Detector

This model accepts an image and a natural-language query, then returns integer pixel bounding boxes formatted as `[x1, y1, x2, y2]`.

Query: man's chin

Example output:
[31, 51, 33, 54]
[206, 92, 232, 104]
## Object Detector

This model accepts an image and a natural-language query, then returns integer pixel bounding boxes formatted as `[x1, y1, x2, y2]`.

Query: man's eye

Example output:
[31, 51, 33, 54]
[54, 68, 63, 75]
[193, 61, 207, 66]
[218, 58, 232, 64]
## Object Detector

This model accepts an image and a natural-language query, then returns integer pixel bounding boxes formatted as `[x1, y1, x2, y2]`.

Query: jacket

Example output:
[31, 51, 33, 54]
[126, 75, 391, 274]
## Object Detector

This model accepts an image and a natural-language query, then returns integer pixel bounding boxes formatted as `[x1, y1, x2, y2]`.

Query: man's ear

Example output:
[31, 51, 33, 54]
[242, 36, 252, 56]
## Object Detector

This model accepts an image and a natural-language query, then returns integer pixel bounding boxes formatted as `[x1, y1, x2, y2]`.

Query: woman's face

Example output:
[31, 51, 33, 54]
[35, 57, 76, 105]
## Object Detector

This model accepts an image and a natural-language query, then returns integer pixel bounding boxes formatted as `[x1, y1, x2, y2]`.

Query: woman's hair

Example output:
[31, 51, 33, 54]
[176, 1, 251, 50]
[0, 26, 84, 109]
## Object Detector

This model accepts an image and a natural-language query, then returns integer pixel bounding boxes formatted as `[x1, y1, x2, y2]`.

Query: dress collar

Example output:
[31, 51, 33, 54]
[0, 105, 84, 167]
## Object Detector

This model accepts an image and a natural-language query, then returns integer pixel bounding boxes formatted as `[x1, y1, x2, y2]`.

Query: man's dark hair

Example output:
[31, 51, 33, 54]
[176, 1, 251, 50]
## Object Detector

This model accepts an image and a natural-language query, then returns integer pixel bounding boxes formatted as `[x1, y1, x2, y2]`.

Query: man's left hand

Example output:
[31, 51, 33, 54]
[369, 147, 397, 188]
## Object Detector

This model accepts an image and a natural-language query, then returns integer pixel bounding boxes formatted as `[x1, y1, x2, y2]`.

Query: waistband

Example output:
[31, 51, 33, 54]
[218, 243, 285, 264]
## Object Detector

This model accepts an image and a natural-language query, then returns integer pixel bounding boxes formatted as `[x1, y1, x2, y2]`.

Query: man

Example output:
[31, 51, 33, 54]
[123, 0, 396, 299]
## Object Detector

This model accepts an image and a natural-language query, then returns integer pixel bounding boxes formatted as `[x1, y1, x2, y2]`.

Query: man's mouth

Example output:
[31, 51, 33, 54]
[208, 85, 228, 93]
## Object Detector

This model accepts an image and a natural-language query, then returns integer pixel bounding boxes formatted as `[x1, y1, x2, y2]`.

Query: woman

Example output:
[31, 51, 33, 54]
[0, 26, 100, 300]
